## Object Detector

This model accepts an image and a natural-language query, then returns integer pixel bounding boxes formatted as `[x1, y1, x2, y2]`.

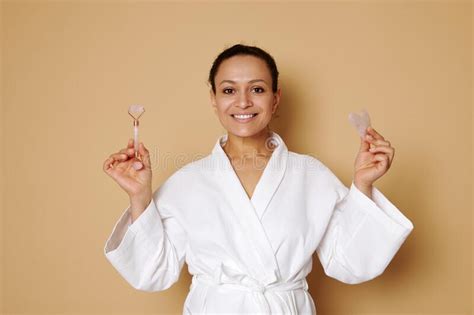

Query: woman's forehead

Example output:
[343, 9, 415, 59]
[216, 55, 270, 81]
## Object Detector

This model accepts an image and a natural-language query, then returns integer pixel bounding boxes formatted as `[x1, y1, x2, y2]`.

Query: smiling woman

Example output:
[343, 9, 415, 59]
[103, 43, 414, 314]
[209, 48, 280, 143]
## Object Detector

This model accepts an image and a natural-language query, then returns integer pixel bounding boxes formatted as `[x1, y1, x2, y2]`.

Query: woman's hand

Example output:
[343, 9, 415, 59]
[353, 126, 395, 189]
[103, 139, 152, 209]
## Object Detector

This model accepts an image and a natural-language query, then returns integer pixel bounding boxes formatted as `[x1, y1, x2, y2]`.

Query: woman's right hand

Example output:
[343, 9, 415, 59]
[103, 139, 152, 210]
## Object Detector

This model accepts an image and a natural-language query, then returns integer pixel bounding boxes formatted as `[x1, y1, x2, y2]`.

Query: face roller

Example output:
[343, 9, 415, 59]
[128, 105, 145, 159]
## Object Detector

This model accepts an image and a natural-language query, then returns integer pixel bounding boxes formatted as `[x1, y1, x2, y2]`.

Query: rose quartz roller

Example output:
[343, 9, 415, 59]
[128, 105, 145, 159]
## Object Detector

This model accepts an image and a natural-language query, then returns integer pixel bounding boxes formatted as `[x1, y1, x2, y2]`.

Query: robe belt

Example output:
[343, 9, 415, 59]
[191, 274, 309, 314]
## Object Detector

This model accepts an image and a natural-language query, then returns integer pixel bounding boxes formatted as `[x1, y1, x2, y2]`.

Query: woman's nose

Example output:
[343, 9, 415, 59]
[237, 91, 252, 108]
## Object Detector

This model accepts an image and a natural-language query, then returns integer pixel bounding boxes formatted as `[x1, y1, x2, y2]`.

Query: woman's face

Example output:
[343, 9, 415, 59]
[210, 55, 281, 138]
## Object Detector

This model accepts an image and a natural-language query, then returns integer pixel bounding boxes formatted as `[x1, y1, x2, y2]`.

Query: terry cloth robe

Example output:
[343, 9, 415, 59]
[104, 131, 414, 315]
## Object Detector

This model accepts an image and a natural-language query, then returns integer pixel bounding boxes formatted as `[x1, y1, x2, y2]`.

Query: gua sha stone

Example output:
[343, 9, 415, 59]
[348, 108, 371, 138]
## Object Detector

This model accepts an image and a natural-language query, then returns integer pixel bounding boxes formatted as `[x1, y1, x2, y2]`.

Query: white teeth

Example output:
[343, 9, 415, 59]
[233, 114, 256, 119]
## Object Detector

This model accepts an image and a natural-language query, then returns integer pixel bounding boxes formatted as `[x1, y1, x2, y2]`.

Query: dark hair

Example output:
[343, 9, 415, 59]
[208, 44, 279, 94]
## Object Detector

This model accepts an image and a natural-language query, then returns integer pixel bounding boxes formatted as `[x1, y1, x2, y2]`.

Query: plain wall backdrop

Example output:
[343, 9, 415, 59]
[1, 1, 472, 314]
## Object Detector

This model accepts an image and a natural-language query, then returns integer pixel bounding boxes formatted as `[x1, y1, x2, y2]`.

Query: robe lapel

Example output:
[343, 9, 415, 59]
[250, 132, 288, 220]
[211, 131, 288, 285]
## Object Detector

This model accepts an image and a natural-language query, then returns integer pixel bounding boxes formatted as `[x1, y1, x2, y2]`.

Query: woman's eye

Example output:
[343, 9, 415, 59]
[222, 87, 264, 94]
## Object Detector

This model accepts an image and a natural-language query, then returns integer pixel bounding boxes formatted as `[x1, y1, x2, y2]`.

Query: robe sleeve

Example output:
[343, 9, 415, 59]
[103, 184, 188, 292]
[316, 167, 414, 285]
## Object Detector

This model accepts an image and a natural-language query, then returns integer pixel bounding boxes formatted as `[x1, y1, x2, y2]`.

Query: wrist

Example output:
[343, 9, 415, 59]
[354, 181, 372, 189]
[129, 195, 152, 213]
[354, 181, 373, 199]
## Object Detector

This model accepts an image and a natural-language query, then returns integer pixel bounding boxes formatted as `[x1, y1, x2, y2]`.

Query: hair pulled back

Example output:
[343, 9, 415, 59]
[208, 44, 279, 94]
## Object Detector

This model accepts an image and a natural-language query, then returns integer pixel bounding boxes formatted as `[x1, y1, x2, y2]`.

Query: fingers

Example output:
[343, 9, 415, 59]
[119, 147, 135, 157]
[369, 145, 393, 154]
[360, 133, 389, 152]
[138, 142, 151, 169]
[366, 137, 390, 147]
[131, 142, 151, 171]
[367, 126, 385, 141]
[110, 152, 129, 161]
[359, 135, 370, 152]
[372, 153, 390, 166]
[118, 139, 137, 158]
[103, 156, 121, 176]
[103, 157, 113, 173]
[103, 140, 151, 175]
[369, 146, 394, 164]
[370, 148, 394, 167]
[132, 160, 143, 170]
[365, 133, 394, 166]
[103, 153, 128, 172]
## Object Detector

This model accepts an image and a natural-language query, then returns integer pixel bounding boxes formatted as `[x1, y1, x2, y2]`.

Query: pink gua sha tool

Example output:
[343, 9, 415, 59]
[348, 108, 371, 139]
[128, 105, 145, 160]
[348, 108, 376, 151]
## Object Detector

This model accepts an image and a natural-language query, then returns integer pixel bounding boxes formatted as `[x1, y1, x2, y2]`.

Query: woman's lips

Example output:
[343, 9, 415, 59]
[231, 113, 258, 123]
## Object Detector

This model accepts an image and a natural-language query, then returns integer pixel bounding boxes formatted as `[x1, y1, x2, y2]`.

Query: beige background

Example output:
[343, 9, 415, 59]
[1, 1, 472, 314]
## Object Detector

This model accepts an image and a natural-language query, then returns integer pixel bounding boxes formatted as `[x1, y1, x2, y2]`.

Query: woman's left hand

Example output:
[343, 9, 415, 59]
[354, 126, 395, 188]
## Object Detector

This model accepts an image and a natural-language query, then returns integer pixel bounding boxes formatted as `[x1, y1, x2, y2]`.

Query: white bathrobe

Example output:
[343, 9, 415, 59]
[104, 131, 414, 315]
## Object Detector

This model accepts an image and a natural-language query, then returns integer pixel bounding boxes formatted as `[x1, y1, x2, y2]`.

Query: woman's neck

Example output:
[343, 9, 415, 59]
[223, 129, 274, 161]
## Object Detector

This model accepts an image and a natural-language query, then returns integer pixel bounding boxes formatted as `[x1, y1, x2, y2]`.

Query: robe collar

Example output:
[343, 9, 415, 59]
[211, 130, 288, 218]
[210, 131, 289, 284]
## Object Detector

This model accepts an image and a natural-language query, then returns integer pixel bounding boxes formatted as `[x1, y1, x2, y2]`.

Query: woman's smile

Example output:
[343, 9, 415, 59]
[231, 113, 259, 123]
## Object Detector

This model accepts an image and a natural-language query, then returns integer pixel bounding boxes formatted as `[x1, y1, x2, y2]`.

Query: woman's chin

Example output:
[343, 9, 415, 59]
[225, 126, 268, 138]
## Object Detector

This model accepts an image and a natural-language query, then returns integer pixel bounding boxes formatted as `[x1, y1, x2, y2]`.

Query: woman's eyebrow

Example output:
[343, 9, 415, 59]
[219, 79, 267, 86]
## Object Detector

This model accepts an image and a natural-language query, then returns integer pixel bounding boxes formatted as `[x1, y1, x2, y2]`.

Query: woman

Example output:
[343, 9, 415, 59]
[103, 44, 414, 314]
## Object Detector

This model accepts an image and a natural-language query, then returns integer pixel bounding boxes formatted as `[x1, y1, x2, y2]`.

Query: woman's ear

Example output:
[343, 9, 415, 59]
[272, 87, 281, 114]
[210, 89, 218, 114]
[210, 89, 216, 105]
